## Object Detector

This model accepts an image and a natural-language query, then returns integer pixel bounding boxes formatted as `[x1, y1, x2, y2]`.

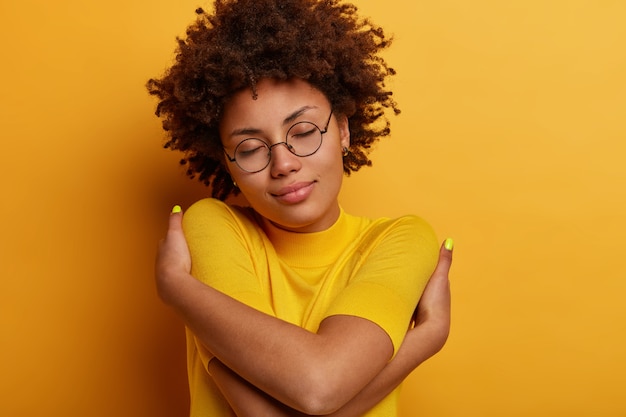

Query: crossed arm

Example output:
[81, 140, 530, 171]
[156, 208, 453, 415]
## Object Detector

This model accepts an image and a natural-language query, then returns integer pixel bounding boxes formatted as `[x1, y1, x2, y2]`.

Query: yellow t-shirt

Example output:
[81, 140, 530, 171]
[182, 198, 438, 416]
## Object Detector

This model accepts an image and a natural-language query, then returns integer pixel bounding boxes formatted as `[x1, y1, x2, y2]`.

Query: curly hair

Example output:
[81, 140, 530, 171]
[147, 0, 399, 200]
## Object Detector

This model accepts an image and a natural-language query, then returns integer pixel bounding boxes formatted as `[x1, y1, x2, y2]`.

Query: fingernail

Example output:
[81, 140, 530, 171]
[171, 205, 182, 214]
[444, 238, 454, 251]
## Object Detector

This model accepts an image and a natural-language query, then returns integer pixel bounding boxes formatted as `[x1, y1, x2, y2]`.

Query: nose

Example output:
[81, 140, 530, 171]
[269, 141, 301, 177]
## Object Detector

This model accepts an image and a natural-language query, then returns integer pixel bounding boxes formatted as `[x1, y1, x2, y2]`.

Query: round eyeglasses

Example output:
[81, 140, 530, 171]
[224, 110, 333, 173]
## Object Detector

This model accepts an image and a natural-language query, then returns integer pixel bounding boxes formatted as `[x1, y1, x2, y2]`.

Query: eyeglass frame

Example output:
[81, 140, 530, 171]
[223, 110, 334, 173]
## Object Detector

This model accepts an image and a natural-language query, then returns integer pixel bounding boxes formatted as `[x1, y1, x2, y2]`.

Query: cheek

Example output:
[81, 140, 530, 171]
[315, 153, 345, 190]
[231, 173, 263, 197]
[238, 177, 263, 195]
[318, 139, 343, 166]
[322, 149, 345, 174]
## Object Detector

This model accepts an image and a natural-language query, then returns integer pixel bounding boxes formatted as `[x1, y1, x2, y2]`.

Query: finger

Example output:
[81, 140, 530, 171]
[167, 204, 184, 234]
[432, 238, 453, 277]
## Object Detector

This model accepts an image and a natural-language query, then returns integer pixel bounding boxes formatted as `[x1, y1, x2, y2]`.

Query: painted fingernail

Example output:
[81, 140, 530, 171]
[171, 205, 182, 214]
[444, 238, 454, 251]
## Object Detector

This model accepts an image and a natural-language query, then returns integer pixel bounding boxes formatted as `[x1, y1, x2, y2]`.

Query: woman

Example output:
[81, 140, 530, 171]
[149, 0, 453, 415]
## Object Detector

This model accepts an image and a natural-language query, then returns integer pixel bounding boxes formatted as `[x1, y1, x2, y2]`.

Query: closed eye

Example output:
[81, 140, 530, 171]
[236, 139, 269, 158]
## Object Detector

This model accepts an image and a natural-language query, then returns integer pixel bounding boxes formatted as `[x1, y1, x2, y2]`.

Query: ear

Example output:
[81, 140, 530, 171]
[336, 114, 351, 149]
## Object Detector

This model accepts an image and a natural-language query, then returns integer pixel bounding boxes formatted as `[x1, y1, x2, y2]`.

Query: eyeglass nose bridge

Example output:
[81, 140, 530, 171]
[264, 141, 299, 171]
[267, 141, 296, 155]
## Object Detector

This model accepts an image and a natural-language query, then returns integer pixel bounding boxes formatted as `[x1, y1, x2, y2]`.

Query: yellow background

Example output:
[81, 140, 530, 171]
[1, 0, 625, 415]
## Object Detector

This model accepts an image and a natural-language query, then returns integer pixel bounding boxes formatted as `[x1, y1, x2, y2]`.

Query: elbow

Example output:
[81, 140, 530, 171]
[299, 393, 340, 416]
[295, 367, 349, 415]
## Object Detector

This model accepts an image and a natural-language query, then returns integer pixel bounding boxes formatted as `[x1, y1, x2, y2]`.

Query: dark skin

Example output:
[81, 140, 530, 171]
[151, 4, 451, 413]
[157, 207, 453, 415]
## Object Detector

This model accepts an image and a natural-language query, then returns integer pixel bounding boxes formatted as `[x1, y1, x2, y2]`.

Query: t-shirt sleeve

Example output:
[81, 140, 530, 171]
[182, 198, 275, 317]
[323, 215, 439, 356]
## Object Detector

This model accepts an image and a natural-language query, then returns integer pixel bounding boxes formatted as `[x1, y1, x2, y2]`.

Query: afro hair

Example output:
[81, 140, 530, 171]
[147, 0, 399, 200]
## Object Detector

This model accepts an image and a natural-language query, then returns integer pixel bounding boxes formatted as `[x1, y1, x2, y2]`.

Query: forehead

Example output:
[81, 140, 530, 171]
[220, 78, 329, 133]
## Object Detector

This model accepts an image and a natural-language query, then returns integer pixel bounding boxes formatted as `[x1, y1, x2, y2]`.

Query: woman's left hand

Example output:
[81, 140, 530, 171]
[155, 206, 192, 304]
[410, 239, 453, 357]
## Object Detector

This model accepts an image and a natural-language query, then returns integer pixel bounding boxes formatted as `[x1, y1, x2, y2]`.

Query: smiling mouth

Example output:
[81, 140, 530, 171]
[272, 182, 315, 203]
[273, 181, 313, 196]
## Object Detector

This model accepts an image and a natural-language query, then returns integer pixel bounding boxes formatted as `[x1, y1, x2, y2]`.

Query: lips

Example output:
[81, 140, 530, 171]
[271, 181, 315, 204]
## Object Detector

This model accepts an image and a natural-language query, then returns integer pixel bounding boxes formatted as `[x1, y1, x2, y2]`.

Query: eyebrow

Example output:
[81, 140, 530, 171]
[228, 105, 318, 138]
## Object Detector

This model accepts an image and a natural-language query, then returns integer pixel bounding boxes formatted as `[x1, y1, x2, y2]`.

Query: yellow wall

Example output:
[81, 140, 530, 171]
[1, 1, 624, 415]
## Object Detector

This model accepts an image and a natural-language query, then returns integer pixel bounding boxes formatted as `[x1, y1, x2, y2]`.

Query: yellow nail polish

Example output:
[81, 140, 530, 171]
[444, 238, 454, 251]
[171, 205, 182, 214]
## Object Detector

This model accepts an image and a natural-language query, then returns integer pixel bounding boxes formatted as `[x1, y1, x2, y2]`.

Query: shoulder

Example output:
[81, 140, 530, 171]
[354, 214, 439, 272]
[183, 198, 251, 222]
[393, 214, 438, 245]
[182, 198, 259, 237]
[184, 197, 233, 217]
[364, 214, 438, 249]
[345, 213, 439, 268]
